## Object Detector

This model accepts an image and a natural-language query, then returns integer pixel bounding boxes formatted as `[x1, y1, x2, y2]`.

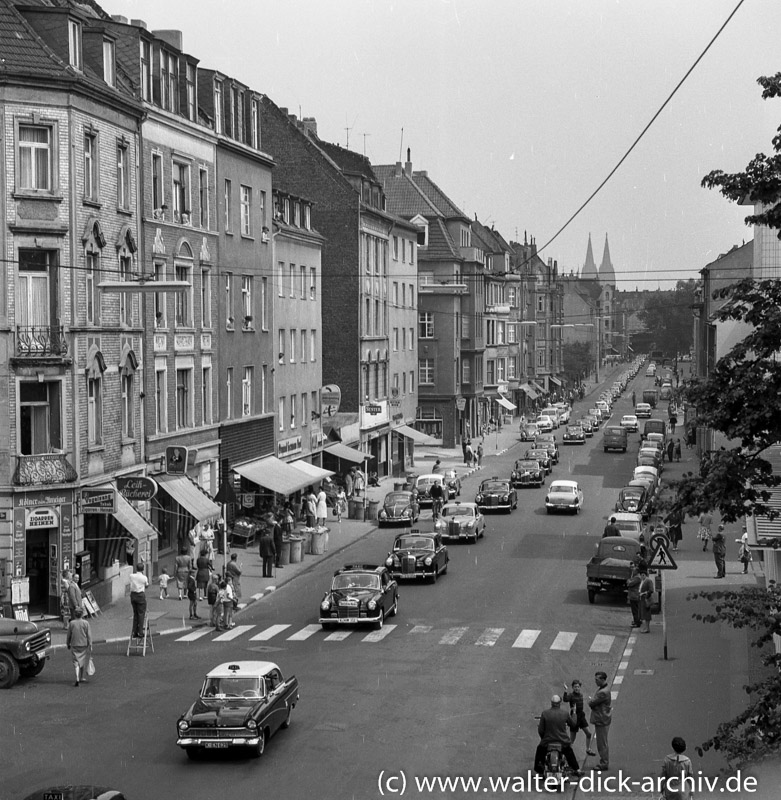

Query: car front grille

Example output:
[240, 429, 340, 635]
[337, 606, 364, 618]
[186, 727, 250, 739]
[29, 630, 50, 653]
[401, 555, 417, 574]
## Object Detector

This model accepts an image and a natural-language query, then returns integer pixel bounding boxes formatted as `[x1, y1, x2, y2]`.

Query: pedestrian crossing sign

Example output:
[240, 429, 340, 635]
[648, 541, 677, 569]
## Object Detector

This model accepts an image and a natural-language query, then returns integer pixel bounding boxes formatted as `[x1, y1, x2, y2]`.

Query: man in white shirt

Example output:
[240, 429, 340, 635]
[129, 564, 149, 638]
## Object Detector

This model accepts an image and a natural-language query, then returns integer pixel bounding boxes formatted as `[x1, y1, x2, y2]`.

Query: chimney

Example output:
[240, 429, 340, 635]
[404, 147, 412, 176]
[394, 162, 402, 177]
[130, 19, 147, 29]
[289, 114, 297, 125]
[301, 117, 318, 137]
[153, 29, 183, 51]
[111, 15, 129, 24]
[279, 108, 288, 117]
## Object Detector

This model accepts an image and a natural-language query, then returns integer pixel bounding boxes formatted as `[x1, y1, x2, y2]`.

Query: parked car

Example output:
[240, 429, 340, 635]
[475, 477, 517, 513]
[637, 449, 663, 472]
[545, 480, 584, 514]
[609, 512, 644, 540]
[519, 422, 540, 442]
[634, 402, 652, 418]
[377, 490, 420, 527]
[642, 419, 667, 443]
[587, 537, 660, 606]
[434, 501, 486, 543]
[0, 618, 51, 689]
[512, 458, 545, 488]
[319, 564, 399, 630]
[525, 447, 552, 474]
[541, 406, 562, 428]
[620, 415, 639, 433]
[553, 402, 571, 424]
[615, 485, 651, 518]
[385, 531, 448, 582]
[176, 660, 300, 759]
[562, 424, 586, 444]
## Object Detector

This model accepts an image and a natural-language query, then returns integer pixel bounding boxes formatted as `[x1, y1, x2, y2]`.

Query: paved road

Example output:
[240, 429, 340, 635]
[5, 387, 658, 800]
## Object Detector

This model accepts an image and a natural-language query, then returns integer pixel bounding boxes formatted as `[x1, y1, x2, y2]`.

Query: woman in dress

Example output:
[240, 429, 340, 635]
[315, 485, 328, 527]
[66, 606, 92, 686]
[195, 548, 211, 601]
[174, 549, 193, 601]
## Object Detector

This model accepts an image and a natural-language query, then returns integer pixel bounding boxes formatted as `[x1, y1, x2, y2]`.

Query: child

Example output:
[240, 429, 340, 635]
[158, 567, 170, 600]
[563, 679, 596, 756]
[660, 736, 693, 800]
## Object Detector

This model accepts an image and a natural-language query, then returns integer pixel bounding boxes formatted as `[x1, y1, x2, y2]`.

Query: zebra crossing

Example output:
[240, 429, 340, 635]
[174, 622, 622, 653]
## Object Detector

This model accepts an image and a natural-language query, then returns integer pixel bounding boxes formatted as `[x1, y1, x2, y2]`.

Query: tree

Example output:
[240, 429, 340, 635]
[561, 341, 592, 384]
[636, 280, 697, 357]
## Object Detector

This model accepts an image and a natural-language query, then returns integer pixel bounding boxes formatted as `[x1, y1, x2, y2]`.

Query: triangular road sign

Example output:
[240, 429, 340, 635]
[649, 541, 677, 569]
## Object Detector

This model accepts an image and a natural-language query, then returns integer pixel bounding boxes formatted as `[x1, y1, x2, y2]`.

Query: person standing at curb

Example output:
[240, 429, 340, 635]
[60, 569, 73, 629]
[626, 562, 642, 628]
[226, 552, 242, 599]
[129, 564, 148, 638]
[195, 548, 211, 601]
[335, 485, 347, 522]
[344, 469, 354, 499]
[304, 488, 317, 528]
[638, 564, 655, 633]
[315, 484, 328, 527]
[563, 679, 596, 757]
[588, 672, 612, 771]
[66, 606, 92, 687]
[222, 577, 235, 628]
[174, 549, 192, 601]
[737, 529, 752, 574]
[186, 568, 200, 620]
[269, 512, 284, 570]
[712, 524, 727, 578]
[476, 442, 483, 467]
[207, 572, 220, 627]
[659, 736, 694, 800]
[66, 570, 82, 621]
[258, 526, 276, 578]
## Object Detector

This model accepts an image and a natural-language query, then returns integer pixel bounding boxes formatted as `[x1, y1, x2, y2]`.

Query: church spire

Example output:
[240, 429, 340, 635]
[599, 233, 615, 285]
[581, 233, 598, 280]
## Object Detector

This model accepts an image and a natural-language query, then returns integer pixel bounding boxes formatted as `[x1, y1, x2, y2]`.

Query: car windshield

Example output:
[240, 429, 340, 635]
[385, 492, 410, 504]
[551, 484, 576, 495]
[567, 427, 582, 434]
[395, 536, 434, 551]
[516, 461, 539, 469]
[621, 488, 644, 500]
[615, 521, 640, 532]
[442, 506, 474, 519]
[202, 676, 265, 699]
[416, 477, 440, 489]
[481, 481, 509, 491]
[332, 573, 381, 591]
[528, 450, 548, 459]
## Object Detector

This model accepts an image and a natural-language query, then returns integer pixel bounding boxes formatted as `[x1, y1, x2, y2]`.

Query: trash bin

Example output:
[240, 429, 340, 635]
[278, 539, 291, 565]
[348, 498, 359, 519]
[310, 530, 327, 555]
[353, 502, 365, 521]
[394, 482, 405, 491]
[289, 536, 304, 563]
[367, 499, 380, 521]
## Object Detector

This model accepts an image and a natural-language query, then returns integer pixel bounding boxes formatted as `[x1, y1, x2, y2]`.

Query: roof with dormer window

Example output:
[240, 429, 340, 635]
[422, 217, 462, 261]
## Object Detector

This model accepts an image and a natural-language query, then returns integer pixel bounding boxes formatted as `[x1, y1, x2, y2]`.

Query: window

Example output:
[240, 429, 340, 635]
[289, 330, 296, 362]
[119, 255, 133, 326]
[87, 377, 102, 445]
[18, 124, 52, 192]
[462, 360, 471, 384]
[140, 41, 151, 101]
[224, 179, 232, 231]
[410, 370, 414, 393]
[84, 131, 98, 201]
[401, 284, 406, 307]
[260, 191, 267, 228]
[251, 98, 260, 149]
[241, 276, 252, 324]
[155, 365, 167, 433]
[300, 265, 306, 299]
[310, 329, 316, 361]
[289, 264, 295, 298]
[401, 328, 406, 350]
[278, 397, 284, 432]
[393, 282, 399, 306]
[402, 371, 407, 394]
[419, 359, 434, 385]
[154, 262, 166, 327]
[289, 394, 296, 429]
[393, 236, 398, 260]
[486, 360, 496, 385]
[409, 328, 414, 349]
[508, 323, 517, 344]
[186, 63, 196, 121]
[497, 321, 506, 345]
[242, 367, 253, 417]
[202, 361, 213, 424]
[86, 251, 100, 325]
[294, 202, 301, 227]
[68, 20, 82, 70]
[120, 373, 134, 438]
[537, 294, 545, 313]
[461, 314, 471, 339]
[303, 205, 311, 230]
[277, 262, 284, 297]
[283, 198, 290, 223]
[309, 267, 316, 300]
[225, 272, 234, 328]
[176, 368, 193, 429]
[393, 328, 399, 351]
[172, 161, 190, 224]
[537, 349, 545, 368]
[226, 367, 233, 419]
[508, 357, 517, 380]
[214, 81, 223, 134]
[201, 268, 212, 328]
[175, 264, 192, 327]
[163, 52, 178, 113]
[103, 39, 116, 86]
[199, 168, 209, 229]
[261, 365, 268, 413]
[301, 392, 308, 426]
[117, 141, 130, 210]
[497, 359, 506, 382]
[278, 329, 285, 363]
[410, 285, 414, 307]
[419, 312, 434, 339]
[261, 277, 268, 330]
[300, 329, 307, 363]
[240, 185, 251, 235]
[152, 152, 164, 214]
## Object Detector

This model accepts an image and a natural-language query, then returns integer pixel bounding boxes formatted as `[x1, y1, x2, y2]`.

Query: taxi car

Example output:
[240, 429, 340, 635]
[385, 531, 448, 582]
[319, 564, 399, 630]
[534, 433, 560, 464]
[545, 480, 584, 514]
[377, 490, 420, 527]
[434, 501, 486, 543]
[519, 422, 540, 442]
[512, 458, 545, 488]
[620, 414, 639, 433]
[562, 424, 586, 445]
[525, 447, 552, 475]
[635, 402, 652, 418]
[475, 477, 517, 513]
[176, 661, 299, 760]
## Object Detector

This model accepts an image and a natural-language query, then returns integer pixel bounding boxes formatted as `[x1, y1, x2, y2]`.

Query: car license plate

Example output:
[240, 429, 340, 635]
[204, 742, 230, 749]
[397, 574, 418, 579]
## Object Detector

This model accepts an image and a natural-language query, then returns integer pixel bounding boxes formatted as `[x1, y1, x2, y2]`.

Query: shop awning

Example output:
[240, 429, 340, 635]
[519, 383, 539, 400]
[531, 380, 547, 395]
[232, 456, 313, 496]
[156, 474, 221, 521]
[324, 443, 371, 464]
[549, 376, 562, 387]
[291, 461, 335, 482]
[495, 395, 517, 411]
[113, 490, 159, 541]
[394, 424, 439, 445]
[627, 345, 634, 352]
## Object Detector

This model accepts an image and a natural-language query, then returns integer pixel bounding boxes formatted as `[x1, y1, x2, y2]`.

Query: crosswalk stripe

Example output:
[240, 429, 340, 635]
[590, 634, 615, 653]
[512, 629, 541, 648]
[213, 625, 254, 642]
[287, 624, 320, 641]
[249, 624, 291, 641]
[410, 625, 432, 634]
[440, 627, 468, 645]
[475, 627, 505, 646]
[550, 631, 578, 651]
[363, 624, 397, 642]
[176, 628, 213, 642]
[324, 629, 353, 641]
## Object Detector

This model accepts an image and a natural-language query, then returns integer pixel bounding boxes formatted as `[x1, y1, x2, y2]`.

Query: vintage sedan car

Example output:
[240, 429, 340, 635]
[319, 564, 399, 630]
[553, 402, 571, 424]
[413, 473, 446, 507]
[635, 402, 652, 418]
[534, 433, 560, 464]
[633, 465, 660, 495]
[615, 485, 651, 518]
[377, 490, 420, 527]
[620, 414, 639, 433]
[441, 469, 462, 499]
[176, 661, 299, 760]
[587, 408, 603, 426]
[525, 447, 552, 475]
[637, 449, 663, 472]
[609, 511, 644, 540]
[475, 477, 517, 513]
[545, 480, 584, 514]
[512, 458, 545, 488]
[385, 531, 448, 582]
[578, 417, 595, 437]
[519, 422, 540, 442]
[434, 501, 486, 543]
[535, 415, 554, 433]
[562, 424, 586, 445]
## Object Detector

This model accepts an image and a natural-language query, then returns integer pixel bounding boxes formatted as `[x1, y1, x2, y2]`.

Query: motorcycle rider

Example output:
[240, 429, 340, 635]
[534, 695, 582, 777]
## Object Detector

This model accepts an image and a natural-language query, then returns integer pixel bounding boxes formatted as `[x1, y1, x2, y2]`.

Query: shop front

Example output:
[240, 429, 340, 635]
[152, 474, 221, 558]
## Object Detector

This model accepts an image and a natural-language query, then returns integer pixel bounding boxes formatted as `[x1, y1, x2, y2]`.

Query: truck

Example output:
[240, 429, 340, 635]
[586, 536, 661, 607]
[0, 617, 51, 689]
[642, 388, 659, 408]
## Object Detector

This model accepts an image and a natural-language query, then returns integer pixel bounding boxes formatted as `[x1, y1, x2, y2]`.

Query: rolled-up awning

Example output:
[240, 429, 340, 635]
[495, 395, 517, 411]
[291, 461, 334, 482]
[549, 376, 562, 387]
[232, 456, 313, 496]
[519, 383, 539, 400]
[95, 484, 159, 541]
[156, 474, 221, 521]
[394, 424, 439, 445]
[531, 380, 547, 395]
[324, 443, 371, 464]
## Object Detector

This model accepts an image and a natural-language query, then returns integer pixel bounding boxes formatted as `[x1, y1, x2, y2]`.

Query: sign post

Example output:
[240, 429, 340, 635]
[648, 539, 677, 660]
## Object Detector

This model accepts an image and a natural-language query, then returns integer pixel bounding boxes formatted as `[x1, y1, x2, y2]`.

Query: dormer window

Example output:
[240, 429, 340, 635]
[303, 204, 311, 230]
[103, 39, 116, 87]
[283, 198, 290, 224]
[214, 81, 223, 134]
[68, 19, 82, 71]
[293, 202, 300, 227]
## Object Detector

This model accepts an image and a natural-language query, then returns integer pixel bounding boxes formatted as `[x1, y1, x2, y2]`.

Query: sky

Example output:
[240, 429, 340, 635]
[106, 0, 781, 290]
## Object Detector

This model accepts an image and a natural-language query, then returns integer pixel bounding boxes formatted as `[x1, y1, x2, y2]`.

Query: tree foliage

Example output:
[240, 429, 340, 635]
[636, 280, 696, 356]
[561, 341, 592, 384]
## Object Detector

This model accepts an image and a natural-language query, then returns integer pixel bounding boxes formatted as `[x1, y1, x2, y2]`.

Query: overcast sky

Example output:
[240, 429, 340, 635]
[107, 0, 780, 289]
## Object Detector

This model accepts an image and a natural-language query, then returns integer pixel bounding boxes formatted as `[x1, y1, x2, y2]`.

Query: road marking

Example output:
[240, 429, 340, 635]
[363, 624, 397, 642]
[512, 629, 541, 648]
[440, 627, 468, 645]
[176, 628, 212, 642]
[550, 631, 578, 651]
[287, 624, 320, 641]
[324, 629, 353, 641]
[475, 627, 505, 646]
[213, 625, 254, 642]
[613, 675, 624, 684]
[589, 634, 615, 653]
[409, 625, 432, 634]
[249, 624, 291, 641]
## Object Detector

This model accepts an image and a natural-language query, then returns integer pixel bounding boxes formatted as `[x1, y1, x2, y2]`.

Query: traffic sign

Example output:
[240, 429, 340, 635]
[649, 532, 670, 552]
[648, 541, 677, 569]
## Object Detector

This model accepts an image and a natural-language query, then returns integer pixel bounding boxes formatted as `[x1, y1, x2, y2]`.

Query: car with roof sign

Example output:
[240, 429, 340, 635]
[475, 477, 517, 513]
[319, 564, 399, 630]
[385, 530, 449, 582]
[512, 458, 545, 488]
[434, 501, 486, 543]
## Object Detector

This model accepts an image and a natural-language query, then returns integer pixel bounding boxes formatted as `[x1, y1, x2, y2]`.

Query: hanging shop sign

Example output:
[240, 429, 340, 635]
[25, 507, 59, 530]
[321, 384, 342, 418]
[80, 488, 117, 514]
[117, 476, 158, 502]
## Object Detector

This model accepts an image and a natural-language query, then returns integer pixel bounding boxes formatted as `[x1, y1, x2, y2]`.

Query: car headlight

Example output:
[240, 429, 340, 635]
[475, 494, 483, 502]
[246, 719, 258, 730]
[502, 495, 508, 502]
[367, 600, 377, 611]
[467, 521, 475, 528]
[321, 599, 331, 611]
[424, 556, 433, 566]
[385, 556, 393, 567]
[24, 642, 31, 652]
[178, 720, 189, 732]
[435, 519, 444, 529]
[379, 510, 387, 519]
[402, 509, 411, 517]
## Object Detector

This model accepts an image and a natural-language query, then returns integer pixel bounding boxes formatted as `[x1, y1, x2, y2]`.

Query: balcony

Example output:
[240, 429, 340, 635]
[418, 280, 468, 296]
[13, 452, 78, 487]
[15, 326, 69, 359]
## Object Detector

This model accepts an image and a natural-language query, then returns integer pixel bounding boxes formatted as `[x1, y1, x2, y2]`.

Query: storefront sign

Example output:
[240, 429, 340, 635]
[61, 503, 73, 572]
[277, 436, 302, 457]
[13, 509, 25, 577]
[455, 397, 467, 412]
[81, 488, 117, 514]
[25, 507, 59, 529]
[365, 404, 382, 415]
[13, 490, 73, 508]
[321, 384, 342, 418]
[117, 476, 158, 502]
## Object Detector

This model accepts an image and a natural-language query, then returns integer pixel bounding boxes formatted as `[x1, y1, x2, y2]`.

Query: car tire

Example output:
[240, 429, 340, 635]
[185, 748, 201, 761]
[442, 561, 448, 575]
[430, 568, 438, 584]
[19, 659, 45, 679]
[281, 704, 294, 729]
[390, 594, 399, 616]
[0, 653, 20, 690]
[588, 589, 596, 604]
[374, 611, 385, 631]
[250, 730, 267, 758]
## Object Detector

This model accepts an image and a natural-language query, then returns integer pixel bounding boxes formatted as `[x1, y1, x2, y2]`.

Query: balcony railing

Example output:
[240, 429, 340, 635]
[13, 452, 78, 486]
[16, 326, 69, 358]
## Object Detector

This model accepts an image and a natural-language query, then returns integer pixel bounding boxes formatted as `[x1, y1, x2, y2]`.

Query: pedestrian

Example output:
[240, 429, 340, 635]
[465, 442, 474, 467]
[226, 552, 243, 599]
[674, 438, 682, 462]
[432, 459, 442, 473]
[712, 523, 727, 578]
[186, 569, 200, 620]
[304, 488, 317, 528]
[603, 516, 620, 538]
[626, 562, 642, 628]
[669, 413, 678, 435]
[588, 671, 612, 771]
[187, 522, 201, 562]
[666, 439, 674, 464]
[258, 526, 276, 578]
[158, 567, 171, 600]
[129, 564, 149, 638]
[698, 510, 712, 551]
[354, 468, 365, 497]
[60, 569, 73, 629]
[66, 570, 83, 620]
[222, 577, 235, 628]
[631, 390, 636, 408]
[215, 580, 228, 631]
[270, 512, 284, 569]
[315, 484, 328, 527]
[207, 572, 221, 627]
[335, 485, 347, 522]
[344, 469, 354, 499]
[195, 548, 211, 600]
[201, 522, 216, 563]
[563, 679, 596, 756]
[638, 565, 655, 633]
[174, 549, 193, 601]
[476, 442, 483, 467]
[66, 606, 92, 687]
[737, 530, 752, 574]
[660, 737, 694, 800]
[461, 438, 469, 465]
[665, 509, 683, 551]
